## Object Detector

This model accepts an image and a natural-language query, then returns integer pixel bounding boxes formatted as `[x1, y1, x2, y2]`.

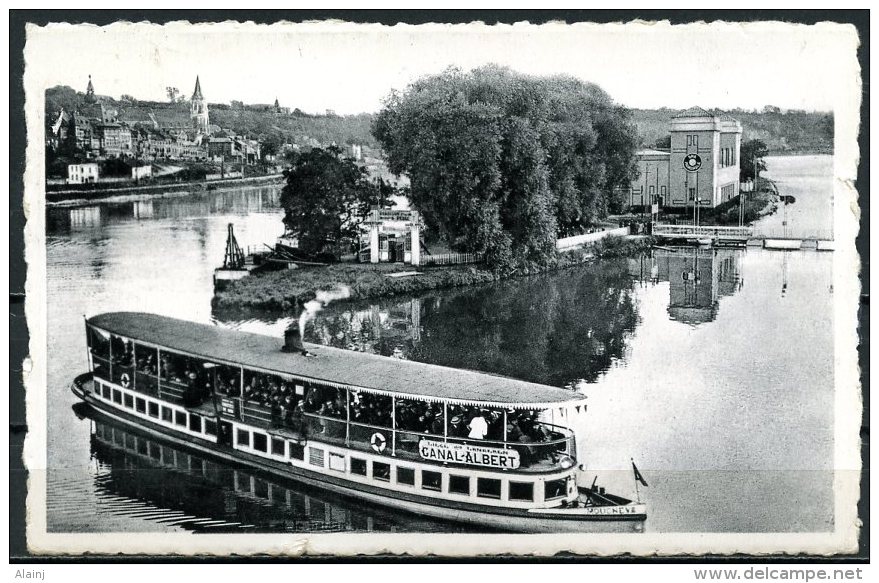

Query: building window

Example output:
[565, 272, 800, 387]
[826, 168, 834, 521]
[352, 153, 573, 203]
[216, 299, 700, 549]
[135, 397, 146, 414]
[544, 478, 567, 500]
[289, 442, 305, 461]
[237, 428, 250, 447]
[509, 481, 534, 502]
[449, 475, 470, 495]
[351, 457, 368, 476]
[123, 394, 134, 409]
[204, 419, 217, 436]
[148, 402, 159, 418]
[422, 470, 442, 491]
[309, 447, 325, 467]
[477, 478, 502, 499]
[372, 461, 391, 481]
[175, 411, 187, 427]
[161, 406, 173, 423]
[271, 437, 285, 456]
[189, 414, 202, 433]
[253, 433, 268, 452]
[689, 188, 697, 201]
[397, 467, 416, 486]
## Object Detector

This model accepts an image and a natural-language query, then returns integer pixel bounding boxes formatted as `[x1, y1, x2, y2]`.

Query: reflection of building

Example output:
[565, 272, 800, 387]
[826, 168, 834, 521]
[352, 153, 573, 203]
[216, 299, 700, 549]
[624, 107, 742, 210]
[629, 248, 743, 325]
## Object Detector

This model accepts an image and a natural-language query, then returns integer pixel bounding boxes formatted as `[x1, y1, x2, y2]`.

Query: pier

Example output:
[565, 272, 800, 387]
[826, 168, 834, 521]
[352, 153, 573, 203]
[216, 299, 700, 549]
[652, 224, 834, 250]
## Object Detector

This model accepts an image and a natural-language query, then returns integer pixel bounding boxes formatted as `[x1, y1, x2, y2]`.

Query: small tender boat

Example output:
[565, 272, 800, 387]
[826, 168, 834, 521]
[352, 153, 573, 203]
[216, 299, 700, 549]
[71, 312, 646, 532]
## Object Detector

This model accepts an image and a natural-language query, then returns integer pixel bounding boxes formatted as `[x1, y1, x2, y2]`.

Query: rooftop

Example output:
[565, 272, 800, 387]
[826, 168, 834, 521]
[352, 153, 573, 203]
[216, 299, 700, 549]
[88, 312, 585, 408]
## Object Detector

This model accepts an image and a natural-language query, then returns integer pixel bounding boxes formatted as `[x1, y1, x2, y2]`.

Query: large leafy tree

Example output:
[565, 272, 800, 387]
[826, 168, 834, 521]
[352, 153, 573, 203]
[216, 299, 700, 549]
[373, 65, 639, 268]
[280, 146, 388, 256]
[740, 139, 770, 182]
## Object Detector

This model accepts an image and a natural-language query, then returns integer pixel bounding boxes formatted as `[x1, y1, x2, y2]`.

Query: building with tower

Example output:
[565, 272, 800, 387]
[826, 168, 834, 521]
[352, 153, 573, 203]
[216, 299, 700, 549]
[624, 107, 742, 211]
[190, 76, 210, 136]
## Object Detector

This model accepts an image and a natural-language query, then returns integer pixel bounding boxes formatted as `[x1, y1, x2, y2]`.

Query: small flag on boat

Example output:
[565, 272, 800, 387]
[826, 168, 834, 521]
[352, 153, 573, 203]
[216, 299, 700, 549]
[632, 461, 648, 487]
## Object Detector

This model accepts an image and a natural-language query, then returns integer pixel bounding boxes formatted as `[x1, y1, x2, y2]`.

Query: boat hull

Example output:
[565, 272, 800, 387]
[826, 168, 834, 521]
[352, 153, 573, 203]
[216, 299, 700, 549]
[70, 379, 646, 534]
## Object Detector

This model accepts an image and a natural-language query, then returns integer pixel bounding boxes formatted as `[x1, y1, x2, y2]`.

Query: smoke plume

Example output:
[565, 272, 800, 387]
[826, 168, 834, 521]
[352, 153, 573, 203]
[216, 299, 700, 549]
[298, 285, 352, 337]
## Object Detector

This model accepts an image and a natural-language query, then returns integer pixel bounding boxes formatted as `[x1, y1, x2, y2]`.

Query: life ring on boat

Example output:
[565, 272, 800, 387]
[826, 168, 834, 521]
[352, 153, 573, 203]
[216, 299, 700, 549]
[370, 432, 387, 453]
[120, 373, 131, 388]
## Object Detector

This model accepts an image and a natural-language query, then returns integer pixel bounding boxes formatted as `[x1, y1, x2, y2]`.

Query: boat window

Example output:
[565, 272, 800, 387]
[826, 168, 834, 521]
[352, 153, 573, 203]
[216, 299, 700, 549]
[110, 335, 135, 387]
[135, 397, 146, 414]
[421, 470, 442, 491]
[213, 364, 242, 397]
[148, 402, 159, 418]
[395, 398, 444, 435]
[112, 389, 122, 404]
[309, 447, 325, 467]
[348, 390, 392, 428]
[175, 411, 187, 427]
[544, 478, 567, 501]
[237, 428, 250, 447]
[350, 457, 367, 476]
[133, 344, 159, 396]
[204, 419, 217, 436]
[161, 406, 173, 423]
[302, 384, 346, 419]
[271, 437, 285, 456]
[159, 351, 212, 407]
[508, 481, 534, 502]
[87, 326, 111, 378]
[477, 478, 502, 499]
[101, 385, 111, 400]
[289, 442, 305, 461]
[396, 467, 415, 486]
[253, 433, 268, 452]
[372, 461, 391, 482]
[123, 394, 134, 409]
[447, 405, 505, 441]
[449, 475, 471, 495]
[329, 453, 345, 472]
[189, 414, 202, 433]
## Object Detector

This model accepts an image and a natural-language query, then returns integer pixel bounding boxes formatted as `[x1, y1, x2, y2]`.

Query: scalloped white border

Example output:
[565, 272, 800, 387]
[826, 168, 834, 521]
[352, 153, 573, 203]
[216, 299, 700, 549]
[21, 19, 863, 557]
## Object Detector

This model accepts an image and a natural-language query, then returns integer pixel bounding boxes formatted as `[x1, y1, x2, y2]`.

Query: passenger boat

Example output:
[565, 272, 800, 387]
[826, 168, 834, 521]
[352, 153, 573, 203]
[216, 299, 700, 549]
[71, 312, 647, 532]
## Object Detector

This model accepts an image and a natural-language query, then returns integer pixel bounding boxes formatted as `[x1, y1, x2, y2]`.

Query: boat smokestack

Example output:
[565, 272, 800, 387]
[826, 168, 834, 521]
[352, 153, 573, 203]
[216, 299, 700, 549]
[282, 322, 309, 355]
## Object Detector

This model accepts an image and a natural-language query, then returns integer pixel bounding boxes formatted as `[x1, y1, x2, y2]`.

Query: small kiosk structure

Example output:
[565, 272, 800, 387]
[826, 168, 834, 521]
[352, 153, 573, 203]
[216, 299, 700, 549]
[361, 209, 423, 266]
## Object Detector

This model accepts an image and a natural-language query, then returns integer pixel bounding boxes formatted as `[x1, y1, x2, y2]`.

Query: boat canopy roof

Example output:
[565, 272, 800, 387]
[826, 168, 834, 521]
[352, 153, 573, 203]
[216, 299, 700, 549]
[88, 312, 587, 408]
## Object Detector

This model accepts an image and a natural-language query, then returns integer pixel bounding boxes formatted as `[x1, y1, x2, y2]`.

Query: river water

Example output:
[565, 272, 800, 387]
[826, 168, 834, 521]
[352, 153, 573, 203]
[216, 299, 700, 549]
[45, 155, 836, 534]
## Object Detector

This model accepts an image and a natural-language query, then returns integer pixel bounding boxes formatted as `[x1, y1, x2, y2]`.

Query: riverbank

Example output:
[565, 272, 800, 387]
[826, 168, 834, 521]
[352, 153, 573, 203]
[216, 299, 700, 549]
[46, 173, 285, 206]
[212, 235, 655, 311]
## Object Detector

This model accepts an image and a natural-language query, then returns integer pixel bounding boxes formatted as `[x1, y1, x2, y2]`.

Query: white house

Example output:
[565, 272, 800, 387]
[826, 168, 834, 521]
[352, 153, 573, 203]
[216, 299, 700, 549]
[67, 162, 100, 185]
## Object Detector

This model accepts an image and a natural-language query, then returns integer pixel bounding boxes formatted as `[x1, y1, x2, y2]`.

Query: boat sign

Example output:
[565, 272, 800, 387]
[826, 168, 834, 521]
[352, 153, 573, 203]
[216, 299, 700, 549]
[419, 440, 521, 469]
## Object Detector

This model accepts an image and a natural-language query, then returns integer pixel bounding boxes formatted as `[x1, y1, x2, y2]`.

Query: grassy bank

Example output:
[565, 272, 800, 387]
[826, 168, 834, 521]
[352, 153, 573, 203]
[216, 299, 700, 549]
[213, 235, 655, 311]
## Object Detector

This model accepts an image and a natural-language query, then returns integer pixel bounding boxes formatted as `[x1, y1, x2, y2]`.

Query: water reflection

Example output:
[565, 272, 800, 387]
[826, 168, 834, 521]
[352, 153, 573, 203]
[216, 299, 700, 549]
[628, 248, 744, 325]
[47, 187, 281, 236]
[71, 408, 481, 533]
[218, 259, 641, 388]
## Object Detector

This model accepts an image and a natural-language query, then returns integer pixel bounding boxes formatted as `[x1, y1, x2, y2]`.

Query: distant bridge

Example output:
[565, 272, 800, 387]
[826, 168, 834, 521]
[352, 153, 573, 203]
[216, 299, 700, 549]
[652, 224, 834, 250]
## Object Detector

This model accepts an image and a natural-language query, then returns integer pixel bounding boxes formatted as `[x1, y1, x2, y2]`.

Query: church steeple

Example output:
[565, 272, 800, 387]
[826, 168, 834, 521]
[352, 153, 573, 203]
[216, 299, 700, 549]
[85, 75, 95, 102]
[190, 75, 210, 136]
[192, 75, 204, 101]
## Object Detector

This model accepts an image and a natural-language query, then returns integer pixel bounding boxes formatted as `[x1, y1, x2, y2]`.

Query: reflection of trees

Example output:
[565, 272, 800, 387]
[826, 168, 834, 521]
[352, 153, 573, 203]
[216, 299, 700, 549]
[308, 258, 639, 387]
[408, 259, 638, 386]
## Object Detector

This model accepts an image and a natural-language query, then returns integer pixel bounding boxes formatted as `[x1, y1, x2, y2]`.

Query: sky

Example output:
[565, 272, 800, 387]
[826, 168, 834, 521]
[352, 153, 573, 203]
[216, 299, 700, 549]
[26, 20, 860, 115]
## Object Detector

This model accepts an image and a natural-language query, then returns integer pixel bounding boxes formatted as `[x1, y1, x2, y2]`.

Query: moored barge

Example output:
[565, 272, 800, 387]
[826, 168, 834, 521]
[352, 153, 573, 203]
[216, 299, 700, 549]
[71, 312, 646, 532]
